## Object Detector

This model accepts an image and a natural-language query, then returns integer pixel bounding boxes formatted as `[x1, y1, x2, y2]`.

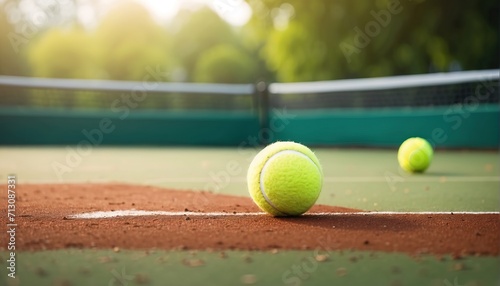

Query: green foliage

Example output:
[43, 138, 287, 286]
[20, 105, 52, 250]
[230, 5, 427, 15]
[0, 5, 27, 76]
[1, 0, 498, 87]
[194, 44, 257, 83]
[263, 22, 330, 82]
[25, 1, 172, 81]
[95, 1, 172, 81]
[250, 0, 499, 81]
[171, 8, 237, 81]
[28, 27, 99, 79]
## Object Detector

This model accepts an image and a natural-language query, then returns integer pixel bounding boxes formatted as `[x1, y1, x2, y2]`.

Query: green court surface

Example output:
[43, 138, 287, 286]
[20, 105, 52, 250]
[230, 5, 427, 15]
[0, 147, 498, 212]
[1, 250, 499, 286]
[0, 147, 499, 286]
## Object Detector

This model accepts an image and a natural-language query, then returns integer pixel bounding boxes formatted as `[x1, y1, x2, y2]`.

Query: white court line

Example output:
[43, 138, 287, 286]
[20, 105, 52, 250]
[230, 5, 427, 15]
[324, 176, 500, 183]
[145, 176, 500, 184]
[14, 176, 500, 184]
[67, 210, 500, 219]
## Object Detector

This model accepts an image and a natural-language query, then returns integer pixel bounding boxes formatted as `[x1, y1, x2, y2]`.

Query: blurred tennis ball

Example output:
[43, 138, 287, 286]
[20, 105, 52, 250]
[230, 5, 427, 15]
[398, 137, 433, 173]
[247, 141, 323, 216]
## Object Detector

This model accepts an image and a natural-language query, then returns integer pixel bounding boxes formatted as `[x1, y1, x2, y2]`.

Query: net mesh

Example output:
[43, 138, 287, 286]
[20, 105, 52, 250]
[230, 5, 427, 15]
[0, 70, 498, 111]
[269, 71, 499, 109]
[0, 80, 255, 111]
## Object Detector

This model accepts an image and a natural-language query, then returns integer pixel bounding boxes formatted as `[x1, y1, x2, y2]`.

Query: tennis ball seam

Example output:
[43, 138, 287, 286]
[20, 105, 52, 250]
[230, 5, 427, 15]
[259, 149, 320, 216]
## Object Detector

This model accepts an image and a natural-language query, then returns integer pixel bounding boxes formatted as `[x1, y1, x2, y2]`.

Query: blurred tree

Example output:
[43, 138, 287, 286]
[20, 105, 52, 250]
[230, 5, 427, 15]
[248, 0, 499, 81]
[171, 7, 236, 81]
[26, 27, 99, 108]
[28, 27, 98, 78]
[263, 21, 330, 82]
[194, 44, 257, 83]
[95, 1, 172, 81]
[0, 4, 27, 75]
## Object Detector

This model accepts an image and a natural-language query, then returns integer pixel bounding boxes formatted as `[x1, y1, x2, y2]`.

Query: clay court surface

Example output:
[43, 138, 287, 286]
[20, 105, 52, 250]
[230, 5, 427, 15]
[5, 183, 498, 256]
[1, 147, 499, 286]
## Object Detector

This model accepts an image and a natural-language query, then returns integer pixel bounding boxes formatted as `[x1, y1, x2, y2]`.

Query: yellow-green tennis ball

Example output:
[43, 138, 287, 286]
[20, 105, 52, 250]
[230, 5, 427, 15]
[398, 137, 433, 173]
[247, 141, 323, 216]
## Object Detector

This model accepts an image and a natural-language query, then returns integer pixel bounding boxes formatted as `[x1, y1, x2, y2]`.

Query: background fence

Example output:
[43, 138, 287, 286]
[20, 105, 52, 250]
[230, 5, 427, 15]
[0, 69, 498, 148]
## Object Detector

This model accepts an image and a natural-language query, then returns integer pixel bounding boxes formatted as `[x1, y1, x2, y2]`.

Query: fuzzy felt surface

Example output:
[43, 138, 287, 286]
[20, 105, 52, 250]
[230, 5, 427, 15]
[397, 137, 434, 172]
[247, 141, 323, 216]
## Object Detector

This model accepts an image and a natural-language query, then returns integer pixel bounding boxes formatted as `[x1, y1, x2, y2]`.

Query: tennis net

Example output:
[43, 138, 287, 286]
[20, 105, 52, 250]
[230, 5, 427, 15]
[268, 69, 499, 109]
[0, 76, 256, 111]
[0, 70, 498, 111]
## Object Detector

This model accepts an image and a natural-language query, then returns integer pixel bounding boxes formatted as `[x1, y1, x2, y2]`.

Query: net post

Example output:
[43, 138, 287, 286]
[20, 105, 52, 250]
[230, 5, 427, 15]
[256, 81, 270, 145]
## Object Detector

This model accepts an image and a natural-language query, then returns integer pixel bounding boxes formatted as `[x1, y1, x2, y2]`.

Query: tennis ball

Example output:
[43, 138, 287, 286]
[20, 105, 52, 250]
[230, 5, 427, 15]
[247, 141, 323, 216]
[398, 137, 433, 173]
